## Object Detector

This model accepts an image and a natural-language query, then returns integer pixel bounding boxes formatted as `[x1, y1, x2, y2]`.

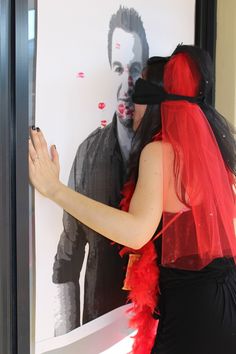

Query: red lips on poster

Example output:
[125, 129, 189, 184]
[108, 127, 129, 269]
[101, 120, 107, 127]
[98, 102, 106, 110]
[77, 72, 85, 78]
[118, 103, 125, 115]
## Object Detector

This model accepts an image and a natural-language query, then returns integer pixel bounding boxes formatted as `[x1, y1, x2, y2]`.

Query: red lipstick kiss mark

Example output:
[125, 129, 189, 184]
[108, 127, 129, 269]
[76, 72, 85, 78]
[101, 120, 107, 127]
[98, 102, 106, 110]
[118, 103, 125, 116]
[115, 43, 120, 49]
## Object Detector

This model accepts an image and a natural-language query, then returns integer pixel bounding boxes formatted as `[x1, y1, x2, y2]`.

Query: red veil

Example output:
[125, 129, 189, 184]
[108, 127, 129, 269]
[120, 50, 236, 354]
[161, 53, 236, 270]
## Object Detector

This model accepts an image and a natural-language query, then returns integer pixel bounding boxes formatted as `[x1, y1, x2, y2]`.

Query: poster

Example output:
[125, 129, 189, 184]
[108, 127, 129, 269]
[34, 1, 195, 352]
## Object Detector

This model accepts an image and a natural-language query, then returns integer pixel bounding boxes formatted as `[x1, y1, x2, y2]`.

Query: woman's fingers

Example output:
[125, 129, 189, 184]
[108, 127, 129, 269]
[29, 136, 39, 162]
[30, 127, 44, 159]
[28, 154, 35, 178]
[29, 126, 59, 172]
[30, 127, 52, 162]
[36, 128, 51, 158]
[50, 145, 60, 171]
[28, 127, 60, 197]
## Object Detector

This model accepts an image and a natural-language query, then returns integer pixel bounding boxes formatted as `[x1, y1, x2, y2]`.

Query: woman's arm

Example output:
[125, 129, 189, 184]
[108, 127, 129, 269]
[29, 129, 163, 249]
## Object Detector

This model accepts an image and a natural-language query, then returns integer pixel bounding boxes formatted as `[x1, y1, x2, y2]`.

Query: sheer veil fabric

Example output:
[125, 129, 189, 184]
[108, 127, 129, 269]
[161, 53, 236, 270]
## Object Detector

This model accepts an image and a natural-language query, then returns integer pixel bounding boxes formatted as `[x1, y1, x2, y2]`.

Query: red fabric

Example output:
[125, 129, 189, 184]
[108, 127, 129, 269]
[161, 53, 236, 269]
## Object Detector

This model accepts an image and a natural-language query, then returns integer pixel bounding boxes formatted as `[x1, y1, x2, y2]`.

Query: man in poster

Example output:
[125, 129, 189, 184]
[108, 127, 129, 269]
[52, 6, 149, 335]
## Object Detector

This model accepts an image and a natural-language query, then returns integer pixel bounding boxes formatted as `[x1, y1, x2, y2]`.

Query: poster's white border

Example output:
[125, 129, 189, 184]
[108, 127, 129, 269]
[35, 304, 134, 353]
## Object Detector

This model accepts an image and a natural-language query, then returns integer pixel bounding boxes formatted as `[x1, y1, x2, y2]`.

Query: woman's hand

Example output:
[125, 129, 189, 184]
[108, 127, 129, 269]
[29, 127, 61, 199]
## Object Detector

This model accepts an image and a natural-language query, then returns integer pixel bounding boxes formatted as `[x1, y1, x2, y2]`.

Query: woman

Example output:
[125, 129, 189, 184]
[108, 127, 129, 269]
[29, 45, 236, 354]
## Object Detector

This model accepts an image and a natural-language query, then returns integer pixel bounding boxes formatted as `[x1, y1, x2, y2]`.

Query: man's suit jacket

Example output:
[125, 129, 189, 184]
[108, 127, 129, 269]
[53, 115, 128, 325]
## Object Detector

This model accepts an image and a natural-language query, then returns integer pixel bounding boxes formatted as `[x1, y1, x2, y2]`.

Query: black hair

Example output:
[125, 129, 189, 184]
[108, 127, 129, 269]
[128, 45, 236, 182]
[128, 60, 165, 181]
[107, 6, 149, 66]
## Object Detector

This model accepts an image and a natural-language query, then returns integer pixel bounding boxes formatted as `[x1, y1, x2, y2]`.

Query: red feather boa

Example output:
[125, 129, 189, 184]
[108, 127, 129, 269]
[119, 180, 160, 354]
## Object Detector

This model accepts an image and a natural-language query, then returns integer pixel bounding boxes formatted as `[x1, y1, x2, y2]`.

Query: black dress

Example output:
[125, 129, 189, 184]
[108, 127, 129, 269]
[151, 235, 236, 354]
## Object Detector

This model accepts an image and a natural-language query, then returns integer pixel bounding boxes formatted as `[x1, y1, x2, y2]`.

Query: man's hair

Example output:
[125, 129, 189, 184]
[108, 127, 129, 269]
[108, 6, 149, 66]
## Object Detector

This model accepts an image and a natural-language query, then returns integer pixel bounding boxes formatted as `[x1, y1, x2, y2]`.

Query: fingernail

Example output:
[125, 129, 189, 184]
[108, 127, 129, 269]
[54, 145, 56, 149]
[36, 127, 40, 132]
[32, 125, 36, 130]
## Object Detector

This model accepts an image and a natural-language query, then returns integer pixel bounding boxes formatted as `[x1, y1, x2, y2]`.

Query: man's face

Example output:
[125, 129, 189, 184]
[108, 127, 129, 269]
[111, 28, 143, 127]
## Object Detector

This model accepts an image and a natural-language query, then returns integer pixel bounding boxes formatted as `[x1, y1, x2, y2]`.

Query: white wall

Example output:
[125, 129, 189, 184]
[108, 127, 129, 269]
[215, 0, 236, 126]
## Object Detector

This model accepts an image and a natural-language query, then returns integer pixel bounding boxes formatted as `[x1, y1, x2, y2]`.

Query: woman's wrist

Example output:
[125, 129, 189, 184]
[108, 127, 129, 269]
[47, 181, 65, 201]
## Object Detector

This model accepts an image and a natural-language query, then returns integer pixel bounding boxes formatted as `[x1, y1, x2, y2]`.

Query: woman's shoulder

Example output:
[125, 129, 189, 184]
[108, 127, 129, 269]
[143, 140, 162, 151]
[140, 141, 162, 164]
[141, 140, 174, 159]
[138, 142, 164, 177]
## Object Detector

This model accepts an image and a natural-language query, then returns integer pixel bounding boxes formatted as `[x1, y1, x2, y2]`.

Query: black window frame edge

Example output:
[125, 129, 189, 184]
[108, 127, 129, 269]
[0, 0, 30, 353]
[195, 0, 217, 105]
[0, 1, 216, 353]
[0, 1, 17, 353]
[15, 0, 30, 352]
